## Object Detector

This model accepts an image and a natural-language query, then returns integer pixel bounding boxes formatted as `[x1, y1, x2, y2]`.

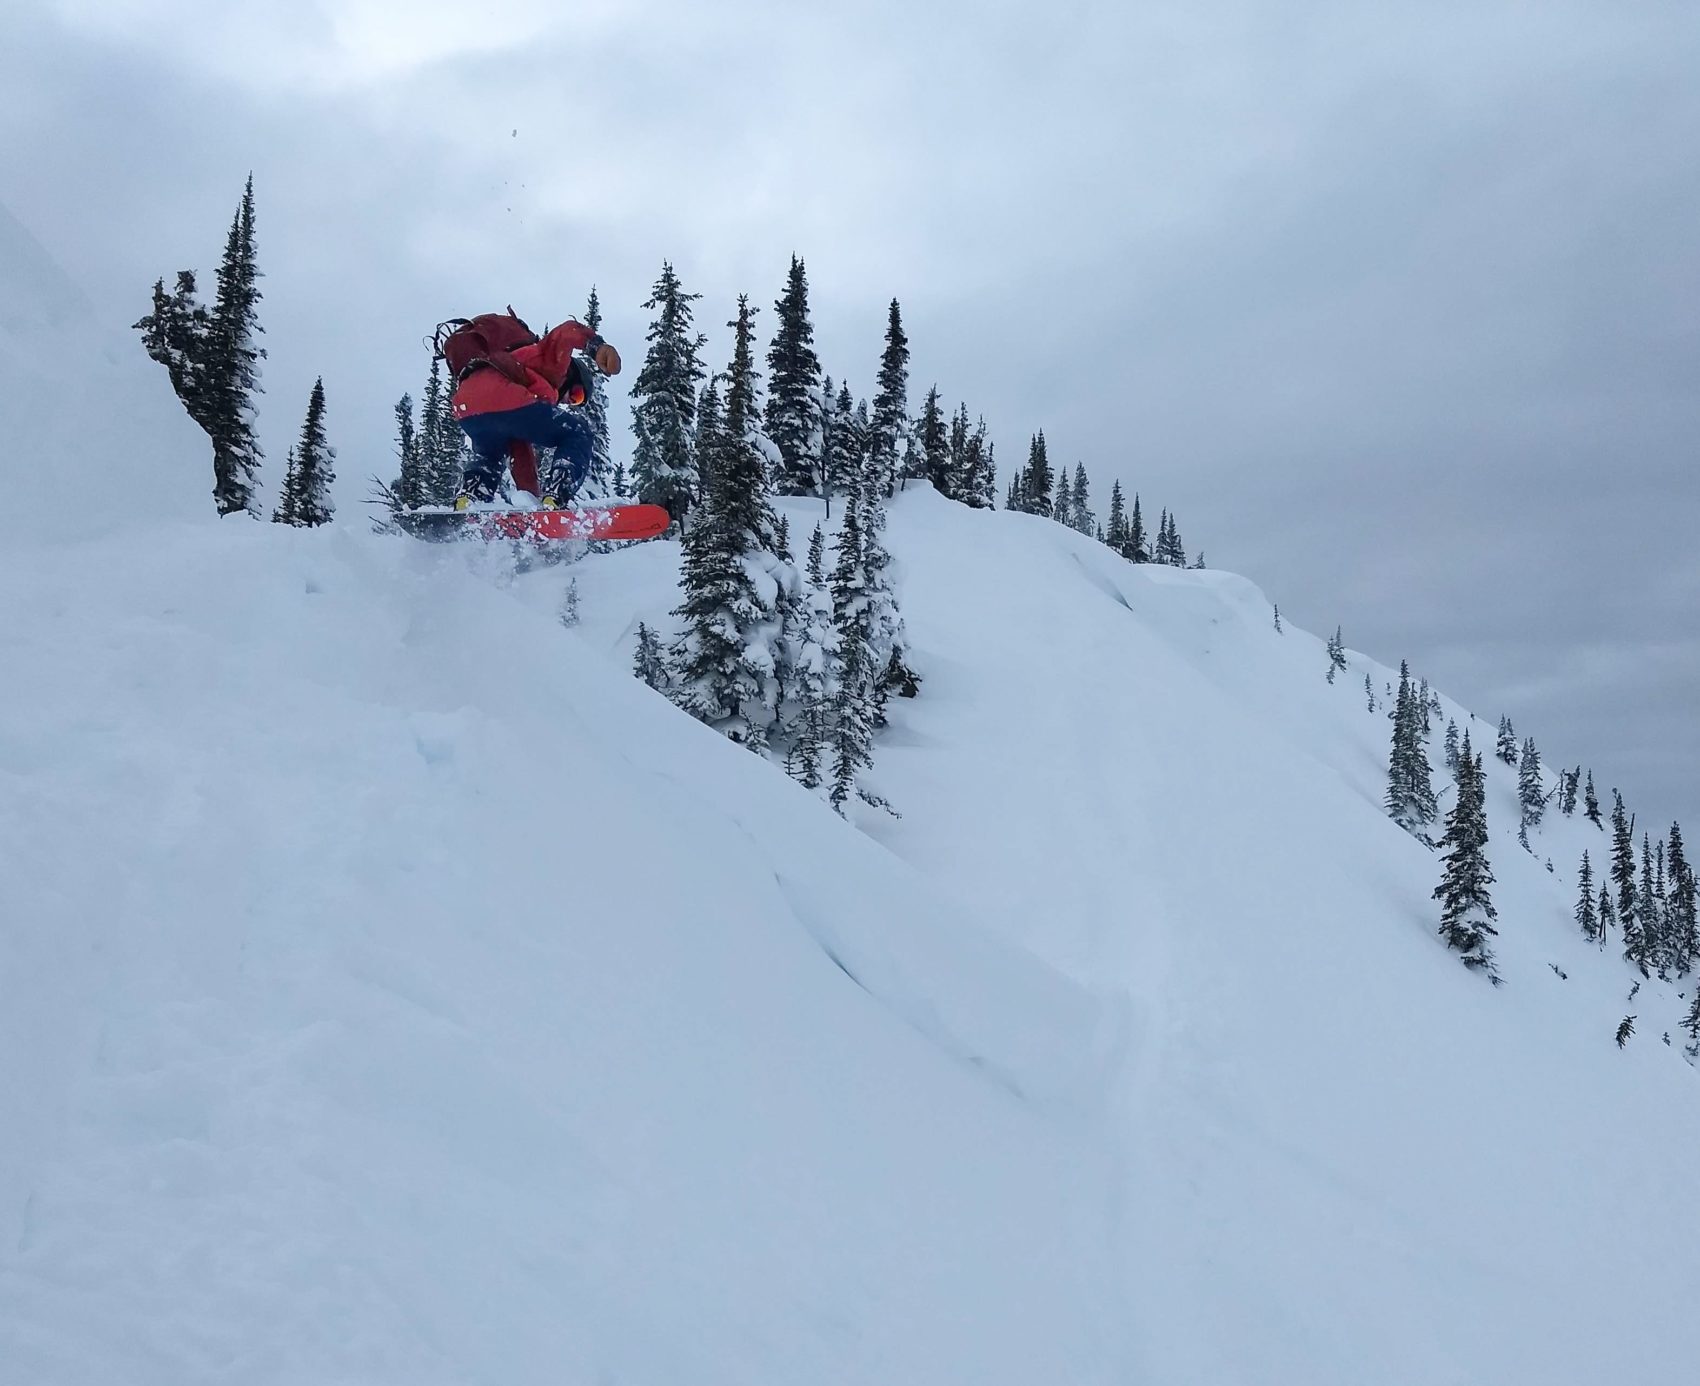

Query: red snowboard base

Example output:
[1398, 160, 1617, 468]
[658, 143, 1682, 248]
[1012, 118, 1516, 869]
[401, 503, 671, 543]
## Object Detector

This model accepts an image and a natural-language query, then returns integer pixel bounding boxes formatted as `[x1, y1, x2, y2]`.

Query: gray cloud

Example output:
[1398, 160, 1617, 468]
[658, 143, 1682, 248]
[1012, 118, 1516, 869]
[5, 0, 1695, 828]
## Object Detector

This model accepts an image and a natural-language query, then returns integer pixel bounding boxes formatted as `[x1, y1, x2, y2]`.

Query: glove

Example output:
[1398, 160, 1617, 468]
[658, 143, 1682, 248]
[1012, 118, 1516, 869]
[594, 342, 621, 376]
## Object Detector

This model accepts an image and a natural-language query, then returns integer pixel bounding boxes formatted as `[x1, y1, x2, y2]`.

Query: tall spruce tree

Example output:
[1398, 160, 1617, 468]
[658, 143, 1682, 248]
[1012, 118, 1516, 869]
[205, 175, 266, 516]
[1518, 737, 1546, 831]
[1641, 834, 1667, 976]
[954, 412, 994, 510]
[1385, 660, 1437, 835]
[1444, 719, 1462, 773]
[1070, 463, 1094, 534]
[1576, 851, 1599, 941]
[631, 262, 707, 529]
[1105, 480, 1128, 552]
[826, 490, 891, 817]
[667, 296, 796, 751]
[1667, 823, 1697, 975]
[390, 394, 424, 511]
[1584, 771, 1602, 827]
[272, 376, 334, 526]
[869, 298, 910, 496]
[134, 181, 266, 516]
[824, 379, 862, 505]
[1598, 885, 1616, 949]
[1611, 791, 1644, 971]
[1054, 467, 1073, 529]
[766, 256, 824, 495]
[1022, 432, 1053, 517]
[1126, 493, 1149, 562]
[783, 523, 836, 794]
[1433, 736, 1498, 975]
[917, 387, 950, 497]
[857, 436, 919, 721]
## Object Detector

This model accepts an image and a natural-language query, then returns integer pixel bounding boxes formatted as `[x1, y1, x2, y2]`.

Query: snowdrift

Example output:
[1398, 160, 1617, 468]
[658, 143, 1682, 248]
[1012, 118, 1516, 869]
[570, 487, 1700, 1386]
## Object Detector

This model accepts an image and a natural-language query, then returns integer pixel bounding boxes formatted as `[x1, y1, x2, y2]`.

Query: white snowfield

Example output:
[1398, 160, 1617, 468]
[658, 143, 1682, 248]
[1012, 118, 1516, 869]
[5, 236, 1700, 1383]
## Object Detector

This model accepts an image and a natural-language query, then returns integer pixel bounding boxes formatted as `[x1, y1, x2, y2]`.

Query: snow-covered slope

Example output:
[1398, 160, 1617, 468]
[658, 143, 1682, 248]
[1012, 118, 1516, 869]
[0, 200, 207, 526]
[6, 248, 1698, 1381]
[0, 525, 1126, 1384]
[1, 275, 1118, 1383]
[569, 488, 1700, 1385]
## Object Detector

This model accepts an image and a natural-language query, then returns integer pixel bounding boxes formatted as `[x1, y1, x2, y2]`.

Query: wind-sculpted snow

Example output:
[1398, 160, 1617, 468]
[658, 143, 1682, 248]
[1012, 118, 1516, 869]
[0, 520, 1117, 1385]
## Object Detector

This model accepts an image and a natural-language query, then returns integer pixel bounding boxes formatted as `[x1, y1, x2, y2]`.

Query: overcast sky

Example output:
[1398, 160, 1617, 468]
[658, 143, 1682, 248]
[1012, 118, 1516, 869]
[5, 0, 1696, 832]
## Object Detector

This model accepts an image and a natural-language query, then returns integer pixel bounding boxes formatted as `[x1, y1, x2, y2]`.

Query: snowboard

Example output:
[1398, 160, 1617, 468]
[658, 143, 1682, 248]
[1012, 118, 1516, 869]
[399, 503, 671, 543]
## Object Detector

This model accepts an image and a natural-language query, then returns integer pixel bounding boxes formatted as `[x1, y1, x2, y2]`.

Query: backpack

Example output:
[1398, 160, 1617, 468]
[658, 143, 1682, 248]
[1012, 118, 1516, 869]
[433, 309, 538, 386]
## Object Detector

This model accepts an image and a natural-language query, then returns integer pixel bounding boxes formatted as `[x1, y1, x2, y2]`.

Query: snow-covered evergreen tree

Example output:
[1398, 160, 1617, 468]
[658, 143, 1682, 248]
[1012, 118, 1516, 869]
[389, 394, 424, 511]
[1640, 834, 1667, 977]
[869, 298, 910, 497]
[1495, 715, 1518, 765]
[1105, 480, 1128, 552]
[917, 387, 950, 497]
[765, 256, 824, 495]
[1021, 432, 1053, 517]
[1668, 823, 1697, 975]
[1599, 884, 1617, 950]
[204, 175, 266, 517]
[1433, 735, 1498, 976]
[1126, 493, 1149, 562]
[1054, 467, 1073, 528]
[782, 524, 837, 794]
[1070, 463, 1094, 534]
[135, 180, 266, 516]
[1576, 850, 1599, 941]
[976, 436, 998, 509]
[1683, 988, 1700, 1059]
[823, 379, 862, 508]
[826, 491, 892, 817]
[631, 262, 707, 530]
[949, 409, 993, 510]
[557, 577, 581, 629]
[1385, 661, 1437, 836]
[134, 270, 213, 436]
[1612, 791, 1645, 971]
[1557, 767, 1580, 817]
[1584, 770, 1602, 827]
[632, 622, 667, 691]
[1518, 737, 1545, 832]
[1444, 719, 1461, 773]
[1325, 626, 1348, 684]
[667, 296, 795, 751]
[273, 377, 334, 527]
[857, 447, 919, 722]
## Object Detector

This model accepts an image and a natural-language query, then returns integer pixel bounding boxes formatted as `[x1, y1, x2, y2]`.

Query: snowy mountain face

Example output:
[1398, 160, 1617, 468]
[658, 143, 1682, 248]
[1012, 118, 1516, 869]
[5, 298, 1700, 1384]
[0, 202, 207, 525]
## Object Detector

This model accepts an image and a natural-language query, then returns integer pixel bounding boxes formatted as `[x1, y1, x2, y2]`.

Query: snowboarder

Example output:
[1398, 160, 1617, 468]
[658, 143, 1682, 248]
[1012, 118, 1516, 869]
[438, 311, 622, 509]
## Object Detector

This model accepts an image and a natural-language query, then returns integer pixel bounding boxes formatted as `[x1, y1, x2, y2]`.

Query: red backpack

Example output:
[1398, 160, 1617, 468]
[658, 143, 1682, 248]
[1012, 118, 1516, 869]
[433, 309, 538, 386]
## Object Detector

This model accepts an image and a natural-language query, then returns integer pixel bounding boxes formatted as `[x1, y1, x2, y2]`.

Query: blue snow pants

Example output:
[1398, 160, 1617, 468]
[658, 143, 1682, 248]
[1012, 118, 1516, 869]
[459, 402, 594, 499]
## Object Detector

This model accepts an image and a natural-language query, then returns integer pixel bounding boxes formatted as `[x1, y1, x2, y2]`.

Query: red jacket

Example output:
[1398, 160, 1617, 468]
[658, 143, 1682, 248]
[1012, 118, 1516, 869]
[451, 320, 599, 420]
